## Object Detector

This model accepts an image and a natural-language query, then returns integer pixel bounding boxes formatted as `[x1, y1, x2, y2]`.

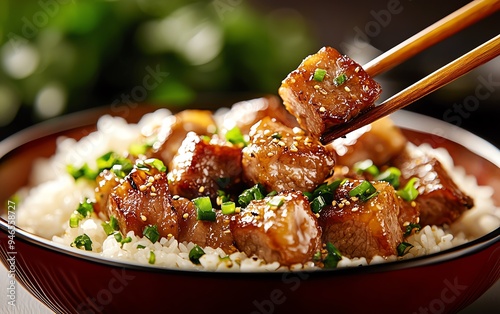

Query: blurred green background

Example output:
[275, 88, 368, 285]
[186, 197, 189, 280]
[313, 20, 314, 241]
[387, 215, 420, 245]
[0, 0, 498, 148]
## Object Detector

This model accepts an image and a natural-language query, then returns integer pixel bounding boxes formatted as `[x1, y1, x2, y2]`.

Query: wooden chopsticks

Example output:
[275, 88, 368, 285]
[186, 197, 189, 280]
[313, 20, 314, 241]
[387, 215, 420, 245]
[321, 34, 500, 144]
[363, 0, 500, 77]
[319, 0, 500, 144]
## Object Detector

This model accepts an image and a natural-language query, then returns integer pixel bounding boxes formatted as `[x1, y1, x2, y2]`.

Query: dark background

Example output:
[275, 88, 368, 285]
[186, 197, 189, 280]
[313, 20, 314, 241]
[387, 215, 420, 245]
[0, 0, 498, 147]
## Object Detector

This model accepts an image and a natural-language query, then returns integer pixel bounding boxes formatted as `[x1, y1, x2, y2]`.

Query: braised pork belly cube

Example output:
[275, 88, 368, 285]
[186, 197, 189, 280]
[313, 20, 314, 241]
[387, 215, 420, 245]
[145, 110, 217, 165]
[318, 180, 403, 259]
[216, 95, 299, 136]
[279, 46, 382, 140]
[108, 166, 179, 240]
[173, 197, 236, 254]
[230, 191, 322, 266]
[328, 116, 407, 167]
[242, 117, 335, 193]
[392, 146, 474, 226]
[167, 132, 243, 201]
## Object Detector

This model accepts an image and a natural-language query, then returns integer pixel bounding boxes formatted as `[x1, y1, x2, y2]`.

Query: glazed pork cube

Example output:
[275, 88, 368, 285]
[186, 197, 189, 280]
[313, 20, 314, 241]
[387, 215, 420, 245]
[279, 46, 382, 140]
[173, 197, 236, 254]
[216, 95, 298, 136]
[145, 110, 217, 165]
[392, 146, 474, 226]
[94, 170, 121, 220]
[318, 180, 403, 259]
[230, 191, 322, 266]
[242, 117, 335, 193]
[328, 116, 407, 167]
[108, 166, 179, 240]
[167, 132, 243, 201]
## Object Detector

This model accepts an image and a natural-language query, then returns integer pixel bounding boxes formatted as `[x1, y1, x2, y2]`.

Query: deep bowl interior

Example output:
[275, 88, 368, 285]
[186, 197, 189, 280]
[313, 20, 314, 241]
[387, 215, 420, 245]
[0, 106, 499, 313]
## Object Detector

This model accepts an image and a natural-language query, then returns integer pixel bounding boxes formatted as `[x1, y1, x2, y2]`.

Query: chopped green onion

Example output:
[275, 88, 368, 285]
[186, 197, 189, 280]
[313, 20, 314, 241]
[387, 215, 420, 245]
[193, 196, 216, 221]
[271, 133, 282, 139]
[238, 184, 265, 208]
[375, 167, 401, 189]
[310, 195, 326, 214]
[144, 158, 167, 172]
[267, 196, 284, 208]
[397, 178, 419, 201]
[221, 201, 236, 215]
[334, 73, 348, 86]
[217, 190, 231, 204]
[71, 234, 93, 251]
[66, 163, 98, 180]
[69, 213, 83, 228]
[76, 198, 94, 218]
[148, 251, 156, 264]
[189, 245, 205, 264]
[137, 244, 146, 249]
[349, 180, 379, 202]
[143, 225, 160, 243]
[397, 242, 414, 256]
[225, 126, 247, 147]
[313, 68, 327, 82]
[102, 216, 120, 236]
[266, 190, 278, 197]
[323, 242, 342, 269]
[303, 191, 313, 200]
[313, 251, 322, 262]
[353, 160, 379, 176]
[404, 223, 421, 237]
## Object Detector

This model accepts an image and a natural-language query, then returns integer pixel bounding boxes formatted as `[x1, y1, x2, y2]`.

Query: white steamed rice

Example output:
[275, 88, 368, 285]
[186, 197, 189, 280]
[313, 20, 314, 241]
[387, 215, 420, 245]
[12, 110, 500, 271]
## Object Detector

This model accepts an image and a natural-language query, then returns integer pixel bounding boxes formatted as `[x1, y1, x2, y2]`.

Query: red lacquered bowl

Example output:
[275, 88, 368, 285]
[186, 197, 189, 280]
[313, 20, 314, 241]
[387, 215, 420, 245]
[0, 106, 499, 314]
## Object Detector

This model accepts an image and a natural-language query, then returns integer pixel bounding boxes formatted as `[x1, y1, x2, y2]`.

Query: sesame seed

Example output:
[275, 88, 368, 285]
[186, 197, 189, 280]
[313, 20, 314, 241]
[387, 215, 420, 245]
[331, 200, 337, 206]
[338, 203, 344, 208]
[319, 106, 326, 112]
[345, 201, 351, 206]
[263, 129, 271, 135]
[267, 152, 274, 157]
[376, 204, 382, 210]
[355, 66, 360, 73]
[198, 186, 205, 193]
[351, 207, 358, 212]
[278, 141, 286, 147]
[182, 213, 189, 219]
[290, 78, 296, 83]
[150, 192, 157, 197]
[259, 139, 266, 143]
[351, 196, 359, 202]
[224, 229, 231, 234]
[154, 174, 161, 180]
[344, 86, 351, 92]
[319, 88, 327, 95]
[314, 84, 321, 90]
[411, 201, 417, 207]
[272, 138, 279, 143]
[315, 213, 320, 218]
[140, 215, 147, 221]
[290, 145, 298, 152]
[139, 185, 147, 192]
[403, 221, 410, 227]
[293, 136, 302, 141]
[235, 207, 241, 213]
[148, 176, 154, 183]
[151, 186, 156, 192]
[167, 233, 173, 238]
[292, 127, 304, 135]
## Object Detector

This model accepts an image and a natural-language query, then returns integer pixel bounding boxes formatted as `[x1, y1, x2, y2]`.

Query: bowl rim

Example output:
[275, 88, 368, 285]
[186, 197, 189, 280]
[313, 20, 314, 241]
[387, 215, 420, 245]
[0, 107, 499, 277]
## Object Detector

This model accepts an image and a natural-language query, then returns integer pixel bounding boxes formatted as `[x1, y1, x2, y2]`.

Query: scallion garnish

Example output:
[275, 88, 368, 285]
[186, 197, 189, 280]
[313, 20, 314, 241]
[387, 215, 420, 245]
[148, 251, 156, 264]
[193, 196, 216, 221]
[129, 142, 153, 157]
[225, 126, 247, 147]
[76, 198, 94, 218]
[137, 244, 146, 249]
[238, 183, 266, 208]
[189, 245, 205, 264]
[144, 158, 167, 172]
[71, 234, 93, 251]
[323, 242, 342, 268]
[310, 195, 326, 214]
[397, 242, 413, 256]
[397, 178, 419, 201]
[375, 167, 401, 189]
[69, 213, 82, 228]
[102, 216, 120, 235]
[349, 180, 379, 202]
[353, 159, 379, 176]
[143, 225, 160, 243]
[271, 133, 282, 139]
[221, 201, 236, 215]
[313, 68, 327, 82]
[334, 73, 348, 86]
[404, 223, 421, 237]
[267, 196, 284, 208]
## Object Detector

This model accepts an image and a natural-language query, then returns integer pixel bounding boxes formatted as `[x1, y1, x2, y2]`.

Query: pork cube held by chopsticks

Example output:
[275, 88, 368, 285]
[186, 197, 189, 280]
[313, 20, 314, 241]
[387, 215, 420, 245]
[279, 47, 382, 141]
